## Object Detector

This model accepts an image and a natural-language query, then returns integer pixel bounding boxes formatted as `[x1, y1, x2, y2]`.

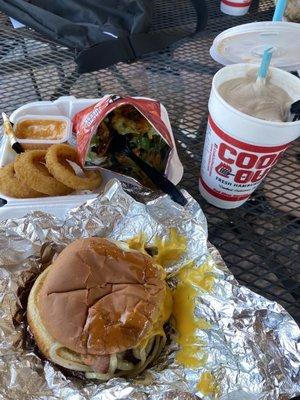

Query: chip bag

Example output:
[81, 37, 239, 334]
[73, 95, 183, 186]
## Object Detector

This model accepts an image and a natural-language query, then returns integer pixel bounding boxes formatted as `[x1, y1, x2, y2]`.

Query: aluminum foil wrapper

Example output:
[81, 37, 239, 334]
[0, 180, 299, 400]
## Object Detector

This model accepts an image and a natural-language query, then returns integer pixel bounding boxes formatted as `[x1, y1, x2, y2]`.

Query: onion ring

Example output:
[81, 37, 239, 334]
[14, 150, 73, 196]
[0, 163, 43, 198]
[45, 144, 101, 190]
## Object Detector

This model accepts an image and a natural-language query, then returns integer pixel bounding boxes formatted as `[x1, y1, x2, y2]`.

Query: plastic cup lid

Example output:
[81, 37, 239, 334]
[210, 21, 300, 71]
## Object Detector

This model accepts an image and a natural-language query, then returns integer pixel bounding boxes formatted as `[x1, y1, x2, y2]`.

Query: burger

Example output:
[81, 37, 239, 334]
[27, 237, 172, 380]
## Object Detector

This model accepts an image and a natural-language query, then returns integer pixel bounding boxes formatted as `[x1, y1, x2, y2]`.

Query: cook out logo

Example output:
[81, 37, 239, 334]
[218, 142, 285, 184]
[215, 162, 233, 178]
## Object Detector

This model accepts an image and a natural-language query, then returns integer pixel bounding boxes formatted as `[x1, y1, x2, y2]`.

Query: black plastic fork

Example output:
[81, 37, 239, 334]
[109, 134, 187, 206]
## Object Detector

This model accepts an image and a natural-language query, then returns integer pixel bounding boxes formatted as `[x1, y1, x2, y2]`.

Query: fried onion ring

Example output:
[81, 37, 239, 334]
[14, 150, 73, 196]
[0, 163, 43, 198]
[45, 144, 101, 190]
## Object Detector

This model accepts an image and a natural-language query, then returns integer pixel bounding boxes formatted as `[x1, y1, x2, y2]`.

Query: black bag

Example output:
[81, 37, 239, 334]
[0, 0, 207, 73]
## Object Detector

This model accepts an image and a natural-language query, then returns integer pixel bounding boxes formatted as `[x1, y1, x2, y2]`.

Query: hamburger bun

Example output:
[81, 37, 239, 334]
[27, 237, 172, 379]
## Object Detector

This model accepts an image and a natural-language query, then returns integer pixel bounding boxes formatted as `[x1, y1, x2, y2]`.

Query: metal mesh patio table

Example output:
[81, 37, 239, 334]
[0, 0, 299, 324]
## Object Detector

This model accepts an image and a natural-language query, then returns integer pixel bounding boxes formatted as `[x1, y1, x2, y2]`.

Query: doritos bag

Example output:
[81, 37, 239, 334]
[73, 95, 184, 187]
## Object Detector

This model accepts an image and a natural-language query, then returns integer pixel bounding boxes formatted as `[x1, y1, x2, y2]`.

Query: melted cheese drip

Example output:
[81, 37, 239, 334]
[178, 261, 215, 292]
[173, 262, 214, 369]
[127, 228, 187, 267]
[127, 232, 174, 351]
[126, 231, 217, 394]
[127, 233, 148, 253]
[197, 372, 217, 396]
[153, 228, 187, 267]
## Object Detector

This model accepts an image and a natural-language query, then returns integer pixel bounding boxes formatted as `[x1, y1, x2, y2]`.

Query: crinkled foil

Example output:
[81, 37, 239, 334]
[0, 179, 299, 400]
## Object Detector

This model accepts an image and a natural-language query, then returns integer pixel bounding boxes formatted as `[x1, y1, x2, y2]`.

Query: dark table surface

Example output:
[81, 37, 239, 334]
[0, 0, 299, 324]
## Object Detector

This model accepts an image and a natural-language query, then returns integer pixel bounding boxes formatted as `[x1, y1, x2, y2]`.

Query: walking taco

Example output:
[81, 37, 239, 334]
[73, 95, 183, 187]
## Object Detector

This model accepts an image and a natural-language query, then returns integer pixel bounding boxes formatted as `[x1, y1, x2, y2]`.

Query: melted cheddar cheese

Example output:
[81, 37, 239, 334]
[127, 233, 148, 254]
[197, 372, 218, 396]
[153, 228, 187, 267]
[127, 233, 174, 351]
[127, 228, 187, 267]
[173, 261, 217, 395]
[173, 262, 213, 369]
[127, 230, 217, 396]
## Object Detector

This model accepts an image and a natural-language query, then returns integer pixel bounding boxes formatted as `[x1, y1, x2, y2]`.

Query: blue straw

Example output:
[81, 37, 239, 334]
[258, 47, 274, 79]
[272, 0, 287, 21]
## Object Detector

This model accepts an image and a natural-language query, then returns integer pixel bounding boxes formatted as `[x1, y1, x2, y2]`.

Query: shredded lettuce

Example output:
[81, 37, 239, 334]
[86, 150, 106, 166]
[90, 134, 101, 147]
[130, 135, 151, 151]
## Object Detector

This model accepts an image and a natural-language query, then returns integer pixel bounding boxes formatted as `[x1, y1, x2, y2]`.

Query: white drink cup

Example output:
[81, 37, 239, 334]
[199, 63, 300, 209]
[220, 0, 252, 16]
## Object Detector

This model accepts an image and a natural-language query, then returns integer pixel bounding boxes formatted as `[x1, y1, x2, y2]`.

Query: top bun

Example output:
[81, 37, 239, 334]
[37, 237, 170, 357]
